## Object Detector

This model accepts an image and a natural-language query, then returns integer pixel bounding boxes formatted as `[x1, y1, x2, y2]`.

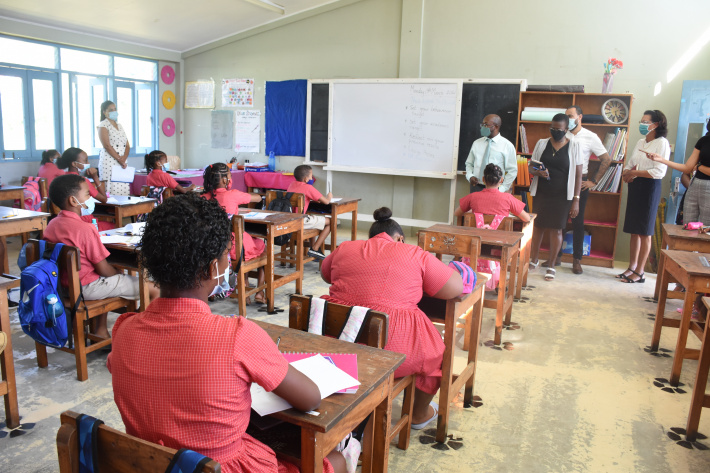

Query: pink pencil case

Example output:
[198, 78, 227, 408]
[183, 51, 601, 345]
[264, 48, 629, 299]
[684, 222, 703, 230]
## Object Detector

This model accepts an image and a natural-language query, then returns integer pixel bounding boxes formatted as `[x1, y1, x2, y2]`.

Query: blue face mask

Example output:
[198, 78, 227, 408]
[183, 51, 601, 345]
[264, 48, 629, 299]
[480, 125, 492, 138]
[209, 260, 231, 298]
[306, 179, 315, 185]
[162, 162, 170, 171]
[108, 111, 118, 121]
[639, 123, 653, 135]
[77, 162, 91, 176]
[568, 118, 577, 130]
[74, 196, 95, 216]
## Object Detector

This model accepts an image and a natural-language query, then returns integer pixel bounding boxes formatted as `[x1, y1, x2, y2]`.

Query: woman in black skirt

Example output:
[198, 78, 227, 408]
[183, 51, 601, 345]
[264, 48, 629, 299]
[528, 114, 583, 281]
[618, 110, 670, 283]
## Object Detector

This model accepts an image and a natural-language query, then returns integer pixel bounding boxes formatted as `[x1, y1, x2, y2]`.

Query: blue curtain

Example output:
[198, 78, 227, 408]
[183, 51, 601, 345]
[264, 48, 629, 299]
[265, 79, 307, 157]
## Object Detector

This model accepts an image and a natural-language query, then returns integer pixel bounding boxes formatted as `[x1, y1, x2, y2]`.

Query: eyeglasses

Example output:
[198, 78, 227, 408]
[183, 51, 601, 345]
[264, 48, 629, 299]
[480, 123, 494, 128]
[639, 120, 654, 124]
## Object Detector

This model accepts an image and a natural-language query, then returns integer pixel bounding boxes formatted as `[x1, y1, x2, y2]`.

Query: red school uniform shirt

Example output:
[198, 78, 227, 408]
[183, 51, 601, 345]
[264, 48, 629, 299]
[321, 233, 455, 394]
[459, 188, 526, 216]
[146, 168, 179, 189]
[203, 188, 265, 261]
[37, 162, 66, 186]
[107, 298, 333, 473]
[286, 180, 322, 213]
[67, 171, 99, 198]
[43, 210, 110, 287]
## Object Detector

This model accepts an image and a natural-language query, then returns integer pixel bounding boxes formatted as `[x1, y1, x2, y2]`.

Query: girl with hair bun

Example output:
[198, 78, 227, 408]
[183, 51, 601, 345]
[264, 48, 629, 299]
[454, 163, 531, 222]
[322, 207, 463, 430]
[37, 149, 65, 186]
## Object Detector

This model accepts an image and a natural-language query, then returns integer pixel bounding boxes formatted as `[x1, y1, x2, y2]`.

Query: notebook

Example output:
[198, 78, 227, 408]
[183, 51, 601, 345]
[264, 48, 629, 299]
[282, 352, 358, 394]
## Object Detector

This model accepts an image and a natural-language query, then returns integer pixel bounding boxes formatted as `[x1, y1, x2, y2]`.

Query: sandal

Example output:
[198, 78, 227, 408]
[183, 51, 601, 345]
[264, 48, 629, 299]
[411, 402, 439, 430]
[254, 291, 266, 305]
[545, 268, 556, 281]
[616, 268, 634, 279]
[529, 260, 540, 270]
[621, 270, 645, 284]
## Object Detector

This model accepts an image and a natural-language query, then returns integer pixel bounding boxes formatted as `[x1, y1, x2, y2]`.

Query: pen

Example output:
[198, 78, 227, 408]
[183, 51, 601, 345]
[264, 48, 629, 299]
[276, 336, 281, 348]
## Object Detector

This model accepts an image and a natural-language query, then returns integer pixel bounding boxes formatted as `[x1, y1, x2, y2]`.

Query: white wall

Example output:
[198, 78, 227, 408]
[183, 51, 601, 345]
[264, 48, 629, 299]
[181, 0, 710, 262]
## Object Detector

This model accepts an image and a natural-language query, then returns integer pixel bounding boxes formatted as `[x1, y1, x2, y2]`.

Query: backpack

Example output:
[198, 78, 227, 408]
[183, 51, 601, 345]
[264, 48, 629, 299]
[18, 241, 81, 348]
[137, 186, 166, 222]
[22, 177, 42, 211]
[267, 191, 294, 246]
[448, 261, 476, 294]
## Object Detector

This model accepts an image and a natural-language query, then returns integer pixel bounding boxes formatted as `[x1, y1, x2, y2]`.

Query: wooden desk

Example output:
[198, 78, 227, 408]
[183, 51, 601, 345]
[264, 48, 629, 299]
[684, 296, 710, 441]
[309, 198, 360, 254]
[422, 224, 523, 346]
[0, 186, 25, 207]
[512, 214, 536, 300]
[0, 207, 50, 274]
[653, 224, 710, 301]
[650, 250, 710, 386]
[101, 240, 150, 312]
[417, 275, 486, 443]
[244, 210, 305, 313]
[252, 320, 405, 473]
[94, 197, 156, 227]
[0, 276, 20, 429]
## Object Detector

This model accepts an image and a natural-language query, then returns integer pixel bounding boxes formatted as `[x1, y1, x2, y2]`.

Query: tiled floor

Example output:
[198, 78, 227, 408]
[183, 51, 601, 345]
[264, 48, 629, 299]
[1, 232, 709, 472]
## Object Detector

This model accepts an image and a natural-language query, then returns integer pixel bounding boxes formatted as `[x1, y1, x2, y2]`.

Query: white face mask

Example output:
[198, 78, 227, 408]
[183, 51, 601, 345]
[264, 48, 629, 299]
[77, 162, 91, 176]
[568, 118, 577, 130]
[209, 259, 231, 298]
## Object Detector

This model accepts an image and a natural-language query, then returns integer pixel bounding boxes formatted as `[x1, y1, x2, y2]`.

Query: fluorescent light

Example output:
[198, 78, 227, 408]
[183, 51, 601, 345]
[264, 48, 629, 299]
[244, 0, 285, 15]
[666, 25, 710, 83]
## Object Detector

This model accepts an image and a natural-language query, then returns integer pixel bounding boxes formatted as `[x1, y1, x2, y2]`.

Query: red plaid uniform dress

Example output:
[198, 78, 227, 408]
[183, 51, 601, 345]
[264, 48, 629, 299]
[203, 188, 266, 261]
[147, 168, 179, 189]
[459, 188, 526, 216]
[321, 233, 455, 394]
[107, 298, 333, 473]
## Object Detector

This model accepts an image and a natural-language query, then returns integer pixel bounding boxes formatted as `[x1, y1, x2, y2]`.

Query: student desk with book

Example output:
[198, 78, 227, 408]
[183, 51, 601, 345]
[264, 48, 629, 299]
[653, 224, 710, 301]
[0, 207, 50, 275]
[94, 196, 156, 227]
[0, 276, 20, 429]
[650, 250, 710, 386]
[421, 224, 523, 346]
[130, 170, 248, 195]
[308, 197, 361, 252]
[242, 210, 305, 313]
[99, 228, 151, 312]
[250, 319, 405, 473]
[0, 186, 25, 207]
[684, 296, 710, 442]
[512, 214, 536, 300]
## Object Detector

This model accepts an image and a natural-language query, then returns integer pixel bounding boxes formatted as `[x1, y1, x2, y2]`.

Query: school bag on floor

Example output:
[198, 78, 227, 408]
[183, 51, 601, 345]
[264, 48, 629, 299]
[267, 191, 294, 246]
[18, 241, 81, 348]
[22, 177, 42, 211]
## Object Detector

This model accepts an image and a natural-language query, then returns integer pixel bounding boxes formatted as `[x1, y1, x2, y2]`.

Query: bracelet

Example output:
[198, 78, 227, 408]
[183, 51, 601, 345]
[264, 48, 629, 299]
[574, 195, 580, 199]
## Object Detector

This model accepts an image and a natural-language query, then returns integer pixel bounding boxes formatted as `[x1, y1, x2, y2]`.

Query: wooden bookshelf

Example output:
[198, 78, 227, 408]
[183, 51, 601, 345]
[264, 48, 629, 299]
[515, 91, 634, 268]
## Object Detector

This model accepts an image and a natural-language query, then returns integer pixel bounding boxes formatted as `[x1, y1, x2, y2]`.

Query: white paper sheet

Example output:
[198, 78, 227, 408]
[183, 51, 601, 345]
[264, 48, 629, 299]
[124, 222, 146, 235]
[185, 81, 215, 109]
[330, 198, 342, 203]
[243, 211, 270, 220]
[110, 166, 136, 183]
[234, 110, 261, 153]
[250, 383, 293, 416]
[100, 235, 141, 245]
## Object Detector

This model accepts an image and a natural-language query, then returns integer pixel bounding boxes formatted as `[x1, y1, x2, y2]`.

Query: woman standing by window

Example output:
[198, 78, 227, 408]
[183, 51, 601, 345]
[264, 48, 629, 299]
[618, 110, 670, 283]
[97, 100, 131, 196]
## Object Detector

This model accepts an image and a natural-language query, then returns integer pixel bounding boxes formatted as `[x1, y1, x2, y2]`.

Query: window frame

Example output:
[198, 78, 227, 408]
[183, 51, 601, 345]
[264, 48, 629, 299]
[0, 34, 159, 162]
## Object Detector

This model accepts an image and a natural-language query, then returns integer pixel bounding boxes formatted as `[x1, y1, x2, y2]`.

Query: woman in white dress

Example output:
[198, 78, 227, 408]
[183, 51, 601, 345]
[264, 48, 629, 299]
[97, 100, 131, 196]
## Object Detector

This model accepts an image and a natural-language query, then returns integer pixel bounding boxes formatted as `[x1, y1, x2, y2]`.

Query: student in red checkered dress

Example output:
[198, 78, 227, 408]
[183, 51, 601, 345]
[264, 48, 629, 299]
[107, 193, 345, 473]
[321, 207, 463, 430]
[454, 163, 531, 222]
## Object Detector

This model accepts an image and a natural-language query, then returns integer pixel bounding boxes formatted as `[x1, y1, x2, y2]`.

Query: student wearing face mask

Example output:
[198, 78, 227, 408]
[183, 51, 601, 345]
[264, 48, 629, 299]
[97, 100, 131, 196]
[528, 114, 583, 282]
[464, 114, 517, 193]
[617, 110, 670, 284]
[145, 150, 196, 194]
[44, 175, 159, 339]
[37, 149, 65, 186]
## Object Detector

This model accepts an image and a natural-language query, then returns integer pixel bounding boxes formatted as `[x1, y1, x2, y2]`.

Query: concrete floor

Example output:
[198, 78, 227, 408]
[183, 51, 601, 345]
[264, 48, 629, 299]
[1, 232, 709, 473]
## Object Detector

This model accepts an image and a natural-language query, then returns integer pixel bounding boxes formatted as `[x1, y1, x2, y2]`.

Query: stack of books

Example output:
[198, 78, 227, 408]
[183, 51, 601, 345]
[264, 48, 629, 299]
[519, 125, 530, 154]
[591, 165, 623, 193]
[601, 128, 627, 161]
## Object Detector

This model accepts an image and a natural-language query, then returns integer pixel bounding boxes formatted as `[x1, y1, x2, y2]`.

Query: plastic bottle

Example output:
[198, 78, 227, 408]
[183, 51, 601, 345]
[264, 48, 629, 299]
[92, 218, 98, 231]
[268, 151, 276, 172]
[45, 294, 64, 327]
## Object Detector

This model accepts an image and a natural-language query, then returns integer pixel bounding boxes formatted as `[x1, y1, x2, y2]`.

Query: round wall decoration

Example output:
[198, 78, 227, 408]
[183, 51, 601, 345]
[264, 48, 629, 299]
[162, 90, 176, 110]
[161, 65, 175, 85]
[162, 118, 175, 137]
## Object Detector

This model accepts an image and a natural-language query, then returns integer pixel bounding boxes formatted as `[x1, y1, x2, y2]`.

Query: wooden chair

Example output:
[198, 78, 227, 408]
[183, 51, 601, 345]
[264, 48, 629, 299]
[230, 214, 268, 316]
[17, 176, 49, 242]
[460, 212, 514, 231]
[417, 229, 487, 443]
[166, 155, 181, 171]
[57, 410, 221, 473]
[24, 239, 138, 381]
[265, 191, 320, 268]
[140, 185, 174, 200]
[288, 294, 416, 451]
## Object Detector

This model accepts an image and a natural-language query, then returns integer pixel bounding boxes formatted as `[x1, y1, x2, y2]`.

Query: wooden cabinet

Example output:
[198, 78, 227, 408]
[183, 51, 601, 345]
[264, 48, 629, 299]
[515, 91, 633, 267]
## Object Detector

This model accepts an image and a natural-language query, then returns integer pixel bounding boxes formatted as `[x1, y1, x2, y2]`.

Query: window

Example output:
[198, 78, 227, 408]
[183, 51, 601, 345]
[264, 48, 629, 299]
[0, 35, 159, 161]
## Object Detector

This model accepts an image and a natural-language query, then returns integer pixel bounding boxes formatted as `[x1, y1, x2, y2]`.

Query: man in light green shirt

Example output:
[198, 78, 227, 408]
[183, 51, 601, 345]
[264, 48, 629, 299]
[464, 114, 517, 193]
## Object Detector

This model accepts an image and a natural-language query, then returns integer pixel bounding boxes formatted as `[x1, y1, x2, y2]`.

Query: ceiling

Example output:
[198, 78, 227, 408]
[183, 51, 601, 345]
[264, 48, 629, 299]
[0, 0, 341, 53]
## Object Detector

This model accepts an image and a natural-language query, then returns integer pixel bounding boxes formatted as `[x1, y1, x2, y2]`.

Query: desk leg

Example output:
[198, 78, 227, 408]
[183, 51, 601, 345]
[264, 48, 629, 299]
[685, 314, 710, 441]
[0, 289, 20, 429]
[515, 249, 524, 300]
[436, 300, 456, 443]
[0, 236, 8, 275]
[360, 414, 374, 473]
[505, 251, 518, 326]
[493, 249, 509, 346]
[372, 376, 393, 473]
[654, 233, 668, 300]
[296, 227, 303, 295]
[351, 209, 358, 242]
[329, 208, 337, 254]
[266, 232, 275, 314]
[651, 268, 671, 351]
[464, 293, 484, 407]
[669, 288, 696, 386]
[301, 429, 324, 473]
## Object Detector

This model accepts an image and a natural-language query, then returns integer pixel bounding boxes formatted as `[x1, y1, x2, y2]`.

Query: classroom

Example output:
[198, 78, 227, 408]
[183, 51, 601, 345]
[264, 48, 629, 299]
[1, 0, 710, 472]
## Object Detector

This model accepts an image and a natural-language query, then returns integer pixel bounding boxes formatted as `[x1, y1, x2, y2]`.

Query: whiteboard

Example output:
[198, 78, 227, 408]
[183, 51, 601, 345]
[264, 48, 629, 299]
[329, 81, 460, 178]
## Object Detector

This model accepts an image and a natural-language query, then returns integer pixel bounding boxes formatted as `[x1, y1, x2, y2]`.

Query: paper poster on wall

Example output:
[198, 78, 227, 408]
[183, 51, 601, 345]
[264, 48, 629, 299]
[185, 80, 215, 108]
[234, 110, 261, 153]
[211, 111, 234, 149]
[222, 78, 254, 107]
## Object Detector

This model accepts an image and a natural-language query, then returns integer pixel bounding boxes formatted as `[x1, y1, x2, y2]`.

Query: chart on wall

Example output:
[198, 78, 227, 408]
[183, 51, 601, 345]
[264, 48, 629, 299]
[222, 78, 254, 107]
[234, 110, 261, 153]
[185, 80, 215, 108]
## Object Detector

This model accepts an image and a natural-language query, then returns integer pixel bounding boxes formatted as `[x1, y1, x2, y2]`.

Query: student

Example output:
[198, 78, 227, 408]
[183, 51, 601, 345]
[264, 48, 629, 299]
[145, 150, 195, 194]
[37, 149, 65, 186]
[107, 194, 347, 473]
[44, 175, 159, 339]
[454, 163, 531, 222]
[56, 147, 115, 230]
[286, 164, 332, 260]
[322, 207, 463, 430]
[464, 114, 517, 193]
[202, 163, 266, 303]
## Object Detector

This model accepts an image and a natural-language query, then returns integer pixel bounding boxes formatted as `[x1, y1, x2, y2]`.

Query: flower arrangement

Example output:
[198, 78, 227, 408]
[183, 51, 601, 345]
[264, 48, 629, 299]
[604, 58, 624, 75]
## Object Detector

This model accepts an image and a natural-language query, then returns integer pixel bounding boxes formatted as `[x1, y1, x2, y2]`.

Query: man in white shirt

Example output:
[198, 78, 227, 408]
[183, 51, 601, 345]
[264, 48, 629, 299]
[550, 105, 612, 274]
[465, 114, 517, 193]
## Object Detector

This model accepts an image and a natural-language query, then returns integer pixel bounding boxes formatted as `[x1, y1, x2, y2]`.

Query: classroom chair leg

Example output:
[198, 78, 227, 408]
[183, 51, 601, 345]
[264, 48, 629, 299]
[73, 315, 88, 382]
[35, 341, 48, 368]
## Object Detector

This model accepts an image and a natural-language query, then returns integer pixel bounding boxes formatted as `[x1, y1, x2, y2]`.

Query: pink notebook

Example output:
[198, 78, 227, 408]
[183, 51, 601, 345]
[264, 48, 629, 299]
[282, 352, 359, 394]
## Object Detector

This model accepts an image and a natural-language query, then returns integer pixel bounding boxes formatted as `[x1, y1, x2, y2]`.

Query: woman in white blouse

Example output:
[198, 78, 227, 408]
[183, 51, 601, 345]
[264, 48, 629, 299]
[618, 110, 670, 283]
[97, 100, 131, 196]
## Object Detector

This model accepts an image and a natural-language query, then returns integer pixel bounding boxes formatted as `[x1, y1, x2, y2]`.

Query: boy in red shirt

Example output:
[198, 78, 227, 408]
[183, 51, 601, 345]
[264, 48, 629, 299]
[44, 174, 159, 338]
[286, 165, 332, 260]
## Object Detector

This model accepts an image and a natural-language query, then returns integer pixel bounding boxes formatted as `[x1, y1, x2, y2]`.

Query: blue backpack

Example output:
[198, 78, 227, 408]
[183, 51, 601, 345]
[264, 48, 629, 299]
[18, 241, 80, 349]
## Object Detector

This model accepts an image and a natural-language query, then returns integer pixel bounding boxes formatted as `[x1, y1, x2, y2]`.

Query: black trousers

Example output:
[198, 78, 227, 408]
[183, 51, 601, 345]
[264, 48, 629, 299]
[558, 185, 590, 260]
